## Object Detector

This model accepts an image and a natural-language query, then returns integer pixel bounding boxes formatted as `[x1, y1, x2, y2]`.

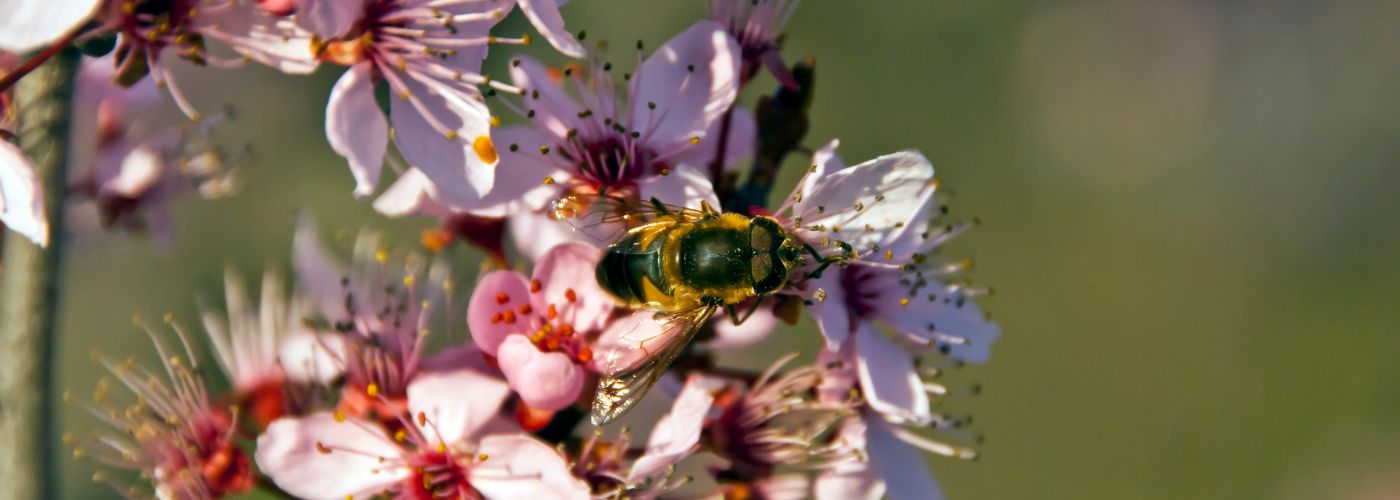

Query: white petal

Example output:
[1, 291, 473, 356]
[855, 324, 930, 424]
[255, 413, 407, 499]
[326, 65, 388, 197]
[100, 141, 165, 197]
[472, 434, 590, 499]
[407, 366, 511, 444]
[630, 21, 741, 152]
[373, 168, 458, 218]
[804, 270, 851, 349]
[0, 0, 99, 53]
[295, 0, 366, 39]
[786, 139, 843, 214]
[467, 125, 568, 216]
[0, 142, 48, 246]
[509, 56, 582, 140]
[796, 151, 936, 255]
[507, 208, 588, 262]
[865, 417, 945, 500]
[878, 283, 1000, 364]
[292, 214, 350, 321]
[517, 0, 584, 57]
[628, 374, 722, 481]
[195, 5, 318, 74]
[389, 76, 494, 201]
[278, 328, 346, 385]
[636, 165, 719, 211]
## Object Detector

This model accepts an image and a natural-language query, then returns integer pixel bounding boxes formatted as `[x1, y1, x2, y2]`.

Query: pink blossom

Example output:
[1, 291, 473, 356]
[467, 241, 627, 410]
[256, 365, 589, 499]
[708, 0, 801, 88]
[73, 320, 255, 498]
[376, 20, 749, 225]
[776, 141, 999, 423]
[298, 0, 512, 200]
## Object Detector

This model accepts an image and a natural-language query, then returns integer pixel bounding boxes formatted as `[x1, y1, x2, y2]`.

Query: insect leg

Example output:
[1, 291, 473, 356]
[648, 197, 673, 215]
[724, 298, 764, 326]
[801, 241, 855, 279]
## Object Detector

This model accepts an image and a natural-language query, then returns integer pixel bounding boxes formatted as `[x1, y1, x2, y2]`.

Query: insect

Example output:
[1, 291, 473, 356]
[553, 194, 853, 425]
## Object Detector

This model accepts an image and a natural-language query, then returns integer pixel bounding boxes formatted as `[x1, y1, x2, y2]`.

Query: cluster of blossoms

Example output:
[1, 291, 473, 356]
[3, 0, 1000, 498]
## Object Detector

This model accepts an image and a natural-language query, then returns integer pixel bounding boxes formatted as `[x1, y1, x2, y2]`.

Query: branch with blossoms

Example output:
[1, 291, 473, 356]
[1, 0, 999, 498]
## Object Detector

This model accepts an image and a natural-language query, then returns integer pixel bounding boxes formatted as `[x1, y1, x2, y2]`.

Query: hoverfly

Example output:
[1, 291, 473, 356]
[552, 194, 853, 425]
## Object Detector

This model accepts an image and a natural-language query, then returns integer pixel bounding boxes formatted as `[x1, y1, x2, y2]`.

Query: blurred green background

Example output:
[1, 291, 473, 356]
[50, 0, 1400, 498]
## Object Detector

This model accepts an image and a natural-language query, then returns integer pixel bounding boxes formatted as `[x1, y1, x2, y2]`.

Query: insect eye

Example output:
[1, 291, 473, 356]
[750, 223, 774, 251]
[751, 253, 773, 282]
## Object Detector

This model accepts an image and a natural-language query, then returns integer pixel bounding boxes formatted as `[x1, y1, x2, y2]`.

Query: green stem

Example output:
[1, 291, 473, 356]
[0, 48, 79, 499]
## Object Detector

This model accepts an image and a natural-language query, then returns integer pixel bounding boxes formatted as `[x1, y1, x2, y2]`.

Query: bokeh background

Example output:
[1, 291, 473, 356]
[50, 0, 1400, 498]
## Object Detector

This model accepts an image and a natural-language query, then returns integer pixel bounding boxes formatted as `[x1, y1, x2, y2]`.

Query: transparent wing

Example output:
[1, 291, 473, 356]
[551, 192, 711, 245]
[590, 303, 719, 426]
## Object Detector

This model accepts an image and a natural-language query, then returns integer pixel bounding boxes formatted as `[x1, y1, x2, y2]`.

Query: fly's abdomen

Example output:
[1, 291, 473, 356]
[596, 233, 669, 306]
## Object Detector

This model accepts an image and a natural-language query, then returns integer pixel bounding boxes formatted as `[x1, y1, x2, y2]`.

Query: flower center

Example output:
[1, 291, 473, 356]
[838, 265, 881, 320]
[407, 450, 476, 500]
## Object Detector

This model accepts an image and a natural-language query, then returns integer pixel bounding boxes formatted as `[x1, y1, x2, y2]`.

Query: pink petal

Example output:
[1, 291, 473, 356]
[667, 106, 755, 170]
[193, 4, 318, 74]
[278, 329, 346, 385]
[496, 335, 584, 411]
[636, 165, 720, 211]
[388, 76, 494, 201]
[796, 151, 937, 255]
[372, 168, 457, 218]
[467, 125, 568, 216]
[326, 65, 388, 198]
[628, 374, 721, 481]
[855, 323, 930, 423]
[531, 241, 612, 332]
[630, 21, 741, 153]
[508, 56, 581, 140]
[292, 215, 350, 321]
[0, 142, 48, 246]
[255, 413, 407, 499]
[0, 0, 99, 53]
[787, 139, 844, 214]
[507, 208, 588, 262]
[865, 417, 945, 500]
[590, 310, 667, 374]
[758, 474, 816, 500]
[407, 366, 511, 444]
[707, 303, 777, 350]
[472, 434, 590, 499]
[877, 283, 1000, 364]
[466, 270, 533, 355]
[804, 270, 851, 349]
[516, 0, 585, 58]
[815, 418, 883, 499]
[100, 140, 165, 198]
[295, 0, 366, 39]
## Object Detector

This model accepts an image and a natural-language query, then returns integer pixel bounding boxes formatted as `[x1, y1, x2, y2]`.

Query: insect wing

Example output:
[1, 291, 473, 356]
[590, 304, 718, 426]
[551, 193, 707, 244]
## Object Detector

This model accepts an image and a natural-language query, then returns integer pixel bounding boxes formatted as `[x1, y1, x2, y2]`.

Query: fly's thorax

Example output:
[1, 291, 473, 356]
[668, 213, 785, 305]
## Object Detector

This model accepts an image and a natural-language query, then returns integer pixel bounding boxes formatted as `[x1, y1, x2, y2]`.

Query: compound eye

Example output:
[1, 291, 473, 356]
[750, 223, 774, 251]
[751, 253, 773, 283]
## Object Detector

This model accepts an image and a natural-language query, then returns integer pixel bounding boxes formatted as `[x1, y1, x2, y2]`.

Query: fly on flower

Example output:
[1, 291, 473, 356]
[553, 193, 856, 425]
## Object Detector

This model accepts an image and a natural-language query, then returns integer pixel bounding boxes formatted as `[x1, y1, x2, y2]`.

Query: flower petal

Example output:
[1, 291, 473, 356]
[786, 139, 843, 214]
[865, 417, 945, 500]
[372, 168, 457, 218]
[630, 20, 741, 152]
[255, 413, 407, 499]
[278, 329, 346, 385]
[707, 303, 777, 350]
[636, 165, 720, 211]
[804, 270, 851, 350]
[326, 65, 388, 198]
[877, 283, 1000, 364]
[292, 215, 350, 321]
[855, 323, 930, 423]
[466, 270, 533, 355]
[532, 242, 612, 332]
[508, 207, 587, 262]
[517, 0, 585, 58]
[508, 56, 582, 140]
[666, 106, 755, 171]
[0, 142, 48, 246]
[496, 335, 584, 411]
[407, 365, 511, 444]
[796, 151, 936, 255]
[295, 0, 366, 39]
[389, 76, 494, 201]
[628, 374, 722, 481]
[195, 5, 318, 74]
[467, 125, 568, 216]
[472, 434, 590, 499]
[0, 0, 99, 53]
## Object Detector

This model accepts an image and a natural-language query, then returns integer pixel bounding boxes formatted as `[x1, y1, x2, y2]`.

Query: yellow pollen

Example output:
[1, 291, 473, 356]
[333, 410, 346, 422]
[521, 34, 532, 45]
[398, 89, 411, 100]
[490, 115, 502, 127]
[445, 129, 458, 140]
[689, 136, 700, 144]
[394, 429, 407, 441]
[543, 176, 556, 184]
[403, 275, 416, 287]
[366, 383, 380, 397]
[899, 297, 911, 307]
[374, 250, 388, 263]
[885, 249, 894, 260]
[436, 442, 447, 453]
[478, 453, 489, 461]
[473, 136, 499, 164]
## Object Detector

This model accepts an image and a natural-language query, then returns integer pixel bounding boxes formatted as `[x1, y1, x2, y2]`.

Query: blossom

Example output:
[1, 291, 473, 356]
[0, 140, 47, 246]
[71, 318, 255, 498]
[300, 0, 508, 200]
[91, 0, 319, 118]
[291, 218, 455, 418]
[376, 20, 750, 222]
[0, 0, 100, 53]
[466, 241, 621, 411]
[776, 141, 1000, 423]
[707, 0, 801, 88]
[256, 364, 590, 499]
[200, 267, 309, 427]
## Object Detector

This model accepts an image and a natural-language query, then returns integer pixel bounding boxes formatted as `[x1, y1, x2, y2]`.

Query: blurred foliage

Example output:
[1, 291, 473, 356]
[54, 1, 1400, 498]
